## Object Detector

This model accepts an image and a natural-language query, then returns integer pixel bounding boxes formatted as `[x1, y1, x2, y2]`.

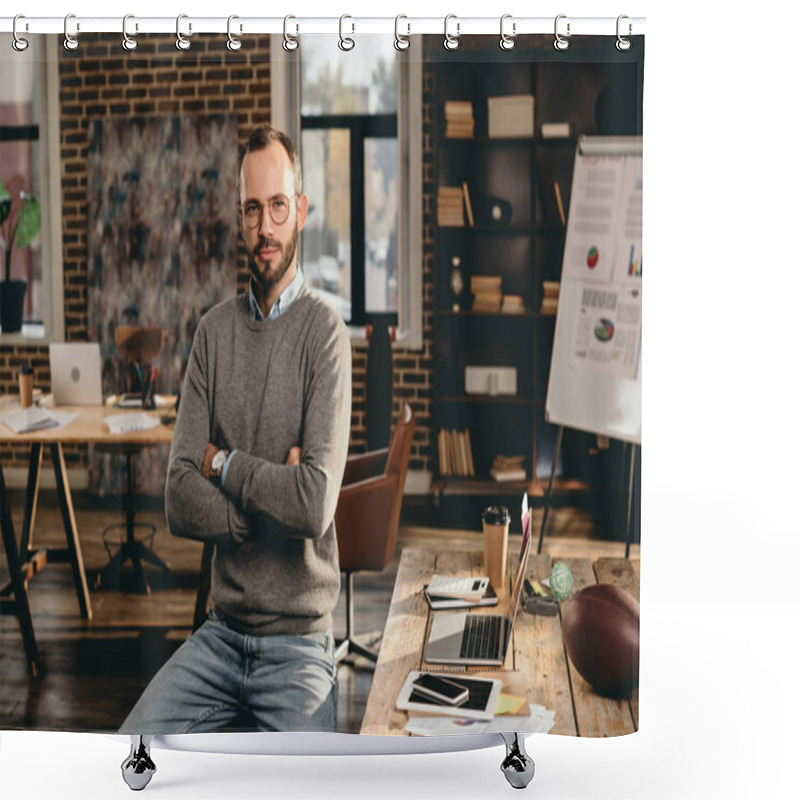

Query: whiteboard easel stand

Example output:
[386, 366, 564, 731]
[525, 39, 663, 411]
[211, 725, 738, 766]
[536, 426, 638, 558]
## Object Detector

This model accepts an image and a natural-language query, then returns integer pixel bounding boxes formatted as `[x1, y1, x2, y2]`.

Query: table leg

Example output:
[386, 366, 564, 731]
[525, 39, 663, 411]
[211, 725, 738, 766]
[0, 464, 41, 677]
[50, 443, 92, 621]
[20, 442, 42, 557]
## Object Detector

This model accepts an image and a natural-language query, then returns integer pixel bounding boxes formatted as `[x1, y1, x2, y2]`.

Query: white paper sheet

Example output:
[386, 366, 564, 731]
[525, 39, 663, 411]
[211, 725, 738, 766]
[404, 705, 555, 736]
[1, 405, 78, 434]
[568, 281, 642, 380]
[562, 155, 625, 284]
[104, 413, 160, 435]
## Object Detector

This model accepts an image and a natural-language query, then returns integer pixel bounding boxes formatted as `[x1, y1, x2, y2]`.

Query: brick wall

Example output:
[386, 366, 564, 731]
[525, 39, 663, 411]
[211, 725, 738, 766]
[1, 34, 437, 484]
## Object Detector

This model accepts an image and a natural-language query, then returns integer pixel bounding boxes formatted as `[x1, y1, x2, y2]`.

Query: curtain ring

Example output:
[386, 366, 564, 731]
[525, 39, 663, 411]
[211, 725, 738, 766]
[500, 14, 516, 50]
[394, 15, 410, 51]
[338, 15, 355, 51]
[444, 14, 460, 51]
[122, 15, 138, 51]
[616, 15, 632, 51]
[554, 14, 570, 51]
[64, 13, 79, 51]
[283, 16, 299, 51]
[176, 14, 191, 51]
[12, 15, 29, 52]
[227, 15, 242, 51]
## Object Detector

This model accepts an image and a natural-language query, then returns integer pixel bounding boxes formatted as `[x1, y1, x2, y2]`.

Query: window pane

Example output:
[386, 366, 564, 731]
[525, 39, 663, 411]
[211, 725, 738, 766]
[364, 137, 398, 314]
[301, 128, 351, 321]
[300, 35, 397, 116]
[1, 34, 43, 326]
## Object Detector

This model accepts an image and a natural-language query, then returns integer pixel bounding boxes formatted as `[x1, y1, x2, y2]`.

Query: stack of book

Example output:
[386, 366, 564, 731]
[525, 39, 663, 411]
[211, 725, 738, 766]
[437, 428, 475, 478]
[501, 294, 525, 314]
[438, 186, 465, 227]
[444, 100, 475, 139]
[471, 275, 502, 313]
[540, 281, 560, 316]
[490, 454, 527, 483]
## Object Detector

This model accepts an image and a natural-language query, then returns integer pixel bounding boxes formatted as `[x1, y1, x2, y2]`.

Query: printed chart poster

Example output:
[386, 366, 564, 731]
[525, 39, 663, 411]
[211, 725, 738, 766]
[613, 155, 643, 283]
[569, 282, 642, 379]
[562, 155, 625, 284]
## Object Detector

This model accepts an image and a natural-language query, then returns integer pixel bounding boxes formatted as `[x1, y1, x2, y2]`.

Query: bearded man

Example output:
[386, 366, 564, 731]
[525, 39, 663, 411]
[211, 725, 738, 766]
[120, 124, 352, 734]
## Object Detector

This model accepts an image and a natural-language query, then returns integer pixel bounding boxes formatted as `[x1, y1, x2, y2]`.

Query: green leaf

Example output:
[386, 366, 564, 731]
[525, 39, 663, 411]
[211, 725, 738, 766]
[15, 196, 41, 249]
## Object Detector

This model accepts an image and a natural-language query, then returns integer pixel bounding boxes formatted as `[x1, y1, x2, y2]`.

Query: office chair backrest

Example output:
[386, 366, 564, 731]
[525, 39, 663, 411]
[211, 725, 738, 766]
[335, 403, 415, 573]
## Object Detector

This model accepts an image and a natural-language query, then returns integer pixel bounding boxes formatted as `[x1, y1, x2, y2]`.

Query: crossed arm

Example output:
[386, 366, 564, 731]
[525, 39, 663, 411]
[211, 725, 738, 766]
[165, 316, 351, 545]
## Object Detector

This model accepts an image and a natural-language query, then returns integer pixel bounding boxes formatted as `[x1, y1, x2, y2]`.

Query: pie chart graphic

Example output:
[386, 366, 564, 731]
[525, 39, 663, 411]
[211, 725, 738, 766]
[586, 247, 599, 269]
[594, 318, 615, 342]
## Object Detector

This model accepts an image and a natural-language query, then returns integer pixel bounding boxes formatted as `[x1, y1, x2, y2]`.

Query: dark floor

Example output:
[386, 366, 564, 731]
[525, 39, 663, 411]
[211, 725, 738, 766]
[1, 493, 635, 734]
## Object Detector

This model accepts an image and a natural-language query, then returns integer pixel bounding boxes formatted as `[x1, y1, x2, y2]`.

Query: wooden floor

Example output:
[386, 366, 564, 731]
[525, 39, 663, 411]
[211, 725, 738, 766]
[1, 499, 638, 733]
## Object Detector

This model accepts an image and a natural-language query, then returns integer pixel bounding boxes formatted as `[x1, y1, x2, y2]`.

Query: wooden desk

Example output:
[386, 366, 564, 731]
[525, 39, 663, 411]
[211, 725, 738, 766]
[360, 547, 640, 738]
[0, 404, 173, 676]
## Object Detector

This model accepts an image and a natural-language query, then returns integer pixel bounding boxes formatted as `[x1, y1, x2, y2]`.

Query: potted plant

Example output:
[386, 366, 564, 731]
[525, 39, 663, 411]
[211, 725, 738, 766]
[1, 177, 41, 333]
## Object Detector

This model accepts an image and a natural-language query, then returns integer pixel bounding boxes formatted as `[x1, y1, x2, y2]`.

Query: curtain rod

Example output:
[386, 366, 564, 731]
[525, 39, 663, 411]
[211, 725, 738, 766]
[0, 15, 646, 38]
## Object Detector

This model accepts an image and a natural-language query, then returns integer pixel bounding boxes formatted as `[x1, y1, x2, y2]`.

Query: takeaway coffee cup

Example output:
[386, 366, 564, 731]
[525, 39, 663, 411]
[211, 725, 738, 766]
[482, 505, 510, 590]
[19, 365, 34, 409]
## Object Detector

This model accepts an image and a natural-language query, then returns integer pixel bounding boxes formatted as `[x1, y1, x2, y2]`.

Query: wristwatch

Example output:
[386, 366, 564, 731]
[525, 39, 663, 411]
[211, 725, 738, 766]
[210, 449, 229, 480]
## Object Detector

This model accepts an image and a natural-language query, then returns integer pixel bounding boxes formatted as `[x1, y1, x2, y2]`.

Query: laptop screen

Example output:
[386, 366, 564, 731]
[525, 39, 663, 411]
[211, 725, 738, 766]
[49, 343, 103, 406]
[508, 498, 533, 628]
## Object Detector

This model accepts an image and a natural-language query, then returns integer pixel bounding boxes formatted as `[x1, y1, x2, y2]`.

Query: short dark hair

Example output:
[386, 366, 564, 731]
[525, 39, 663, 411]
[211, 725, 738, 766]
[237, 124, 302, 197]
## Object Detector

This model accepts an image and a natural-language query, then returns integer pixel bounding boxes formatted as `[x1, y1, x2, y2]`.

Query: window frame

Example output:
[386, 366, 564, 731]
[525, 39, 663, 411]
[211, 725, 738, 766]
[269, 38, 422, 349]
[0, 35, 64, 344]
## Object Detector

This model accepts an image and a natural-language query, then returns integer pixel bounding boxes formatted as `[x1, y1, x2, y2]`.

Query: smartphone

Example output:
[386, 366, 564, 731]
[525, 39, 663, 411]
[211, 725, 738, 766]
[411, 673, 469, 706]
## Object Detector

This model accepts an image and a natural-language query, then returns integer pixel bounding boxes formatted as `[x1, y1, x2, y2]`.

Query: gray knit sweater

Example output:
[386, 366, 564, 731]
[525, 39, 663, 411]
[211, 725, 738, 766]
[165, 283, 352, 636]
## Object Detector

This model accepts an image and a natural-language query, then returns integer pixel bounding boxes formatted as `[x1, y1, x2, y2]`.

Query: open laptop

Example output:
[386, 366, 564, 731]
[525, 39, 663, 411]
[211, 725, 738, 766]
[49, 343, 103, 406]
[424, 498, 533, 667]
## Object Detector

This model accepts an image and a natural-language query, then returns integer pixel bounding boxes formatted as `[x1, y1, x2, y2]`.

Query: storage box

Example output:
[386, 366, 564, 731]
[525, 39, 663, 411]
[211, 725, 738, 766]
[465, 366, 518, 396]
[488, 95, 535, 138]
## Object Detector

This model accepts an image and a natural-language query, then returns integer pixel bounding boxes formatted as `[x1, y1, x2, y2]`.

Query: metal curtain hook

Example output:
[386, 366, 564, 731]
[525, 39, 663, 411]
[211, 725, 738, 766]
[283, 16, 299, 51]
[394, 15, 410, 51]
[12, 15, 29, 52]
[500, 14, 516, 50]
[554, 14, 570, 51]
[122, 15, 138, 51]
[227, 15, 242, 51]
[64, 13, 79, 51]
[444, 14, 460, 51]
[616, 15, 632, 51]
[339, 15, 355, 51]
[176, 14, 191, 50]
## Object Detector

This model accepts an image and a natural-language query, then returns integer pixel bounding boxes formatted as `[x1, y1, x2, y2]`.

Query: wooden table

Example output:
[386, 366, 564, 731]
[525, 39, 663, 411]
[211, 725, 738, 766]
[0, 403, 173, 676]
[360, 547, 640, 738]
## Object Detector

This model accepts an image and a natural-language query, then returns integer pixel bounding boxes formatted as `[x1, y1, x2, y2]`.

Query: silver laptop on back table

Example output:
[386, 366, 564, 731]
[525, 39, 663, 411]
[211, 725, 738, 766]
[49, 343, 103, 406]
[425, 500, 533, 667]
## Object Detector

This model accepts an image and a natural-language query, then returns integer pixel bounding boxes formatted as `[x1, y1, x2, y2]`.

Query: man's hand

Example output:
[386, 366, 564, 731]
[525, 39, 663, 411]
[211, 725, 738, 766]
[201, 442, 220, 479]
[285, 446, 302, 466]
[202, 443, 300, 479]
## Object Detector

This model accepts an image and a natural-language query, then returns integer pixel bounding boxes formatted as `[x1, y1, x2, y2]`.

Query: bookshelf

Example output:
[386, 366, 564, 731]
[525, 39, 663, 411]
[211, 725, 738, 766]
[427, 36, 644, 499]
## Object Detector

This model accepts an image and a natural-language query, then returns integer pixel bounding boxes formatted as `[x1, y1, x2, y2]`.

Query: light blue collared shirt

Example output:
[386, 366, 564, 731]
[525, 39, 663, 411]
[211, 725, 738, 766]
[222, 266, 305, 486]
[247, 265, 304, 322]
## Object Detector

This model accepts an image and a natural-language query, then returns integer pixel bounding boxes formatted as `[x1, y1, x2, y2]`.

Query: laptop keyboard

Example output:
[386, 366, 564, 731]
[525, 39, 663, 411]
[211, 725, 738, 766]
[460, 614, 505, 660]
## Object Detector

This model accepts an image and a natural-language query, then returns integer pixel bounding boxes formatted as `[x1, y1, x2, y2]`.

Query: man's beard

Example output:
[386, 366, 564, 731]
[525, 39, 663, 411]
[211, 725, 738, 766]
[250, 224, 299, 293]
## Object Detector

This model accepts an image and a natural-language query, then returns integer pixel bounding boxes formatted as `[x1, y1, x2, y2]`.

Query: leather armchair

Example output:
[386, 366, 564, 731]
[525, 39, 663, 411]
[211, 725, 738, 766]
[334, 403, 415, 663]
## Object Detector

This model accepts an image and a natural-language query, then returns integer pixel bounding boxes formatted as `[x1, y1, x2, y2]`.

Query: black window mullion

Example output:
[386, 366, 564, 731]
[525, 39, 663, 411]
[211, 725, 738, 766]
[350, 118, 366, 327]
[299, 113, 398, 326]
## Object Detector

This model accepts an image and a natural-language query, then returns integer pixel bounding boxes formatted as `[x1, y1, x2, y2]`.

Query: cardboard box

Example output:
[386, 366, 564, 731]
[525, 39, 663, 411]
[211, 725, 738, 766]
[465, 366, 517, 396]
[488, 95, 535, 138]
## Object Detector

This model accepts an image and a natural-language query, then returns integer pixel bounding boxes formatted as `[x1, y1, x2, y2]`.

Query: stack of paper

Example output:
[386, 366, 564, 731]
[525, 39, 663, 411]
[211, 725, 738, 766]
[2, 406, 59, 434]
[105, 413, 160, 435]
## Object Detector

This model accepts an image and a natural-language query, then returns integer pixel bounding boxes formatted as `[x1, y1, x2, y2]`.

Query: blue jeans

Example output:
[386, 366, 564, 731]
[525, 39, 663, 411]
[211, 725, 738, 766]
[120, 611, 337, 734]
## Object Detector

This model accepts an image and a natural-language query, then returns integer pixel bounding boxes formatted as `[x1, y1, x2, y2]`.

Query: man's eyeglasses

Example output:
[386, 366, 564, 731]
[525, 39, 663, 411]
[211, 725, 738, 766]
[238, 194, 295, 228]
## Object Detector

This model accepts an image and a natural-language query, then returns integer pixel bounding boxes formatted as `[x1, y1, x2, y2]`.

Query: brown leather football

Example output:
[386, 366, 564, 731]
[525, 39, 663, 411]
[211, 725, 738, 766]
[561, 583, 640, 698]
